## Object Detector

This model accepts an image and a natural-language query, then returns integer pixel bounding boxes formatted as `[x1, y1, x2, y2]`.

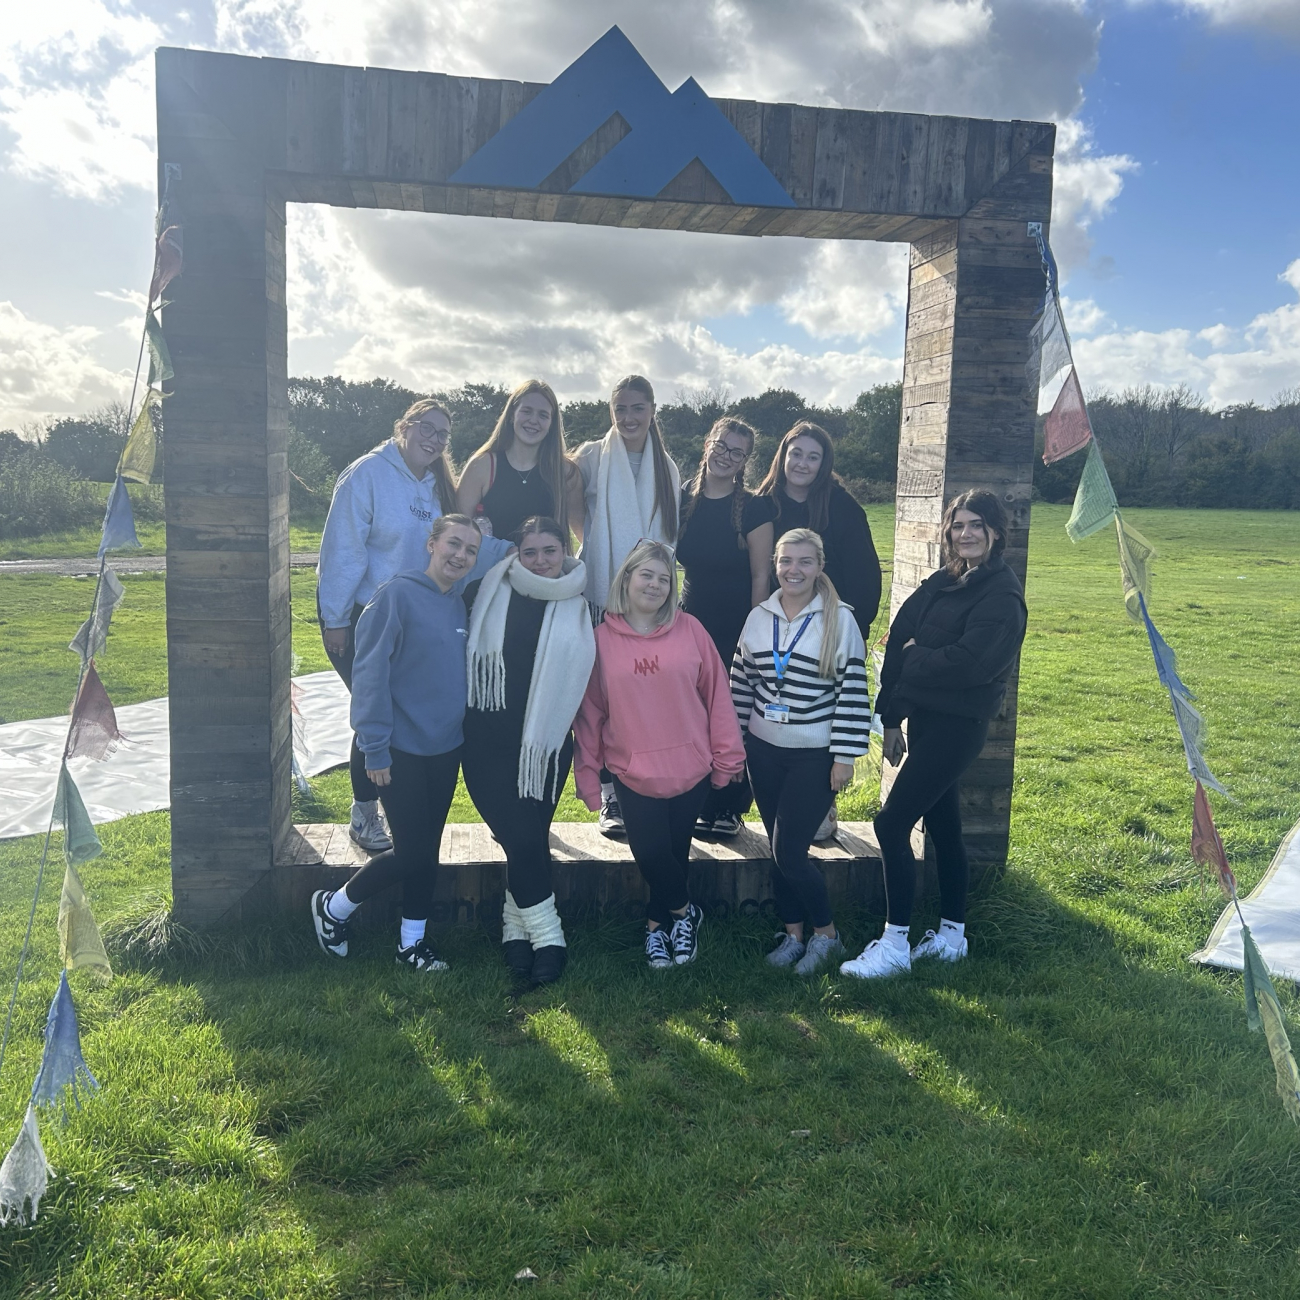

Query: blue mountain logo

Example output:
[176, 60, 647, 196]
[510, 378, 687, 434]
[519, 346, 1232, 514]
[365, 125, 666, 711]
[450, 27, 796, 208]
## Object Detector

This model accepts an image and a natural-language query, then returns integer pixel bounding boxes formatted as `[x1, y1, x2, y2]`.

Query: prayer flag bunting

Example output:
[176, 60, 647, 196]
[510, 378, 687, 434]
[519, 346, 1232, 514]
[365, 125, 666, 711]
[143, 311, 173, 388]
[67, 662, 121, 762]
[1027, 294, 1073, 408]
[58, 864, 111, 979]
[1241, 923, 1300, 1123]
[1115, 514, 1156, 621]
[1191, 781, 1236, 898]
[0, 1107, 50, 1227]
[147, 224, 183, 306]
[118, 391, 159, 485]
[98, 476, 140, 556]
[30, 972, 99, 1114]
[1065, 440, 1118, 542]
[52, 764, 102, 865]
[1042, 367, 1093, 464]
[68, 568, 125, 664]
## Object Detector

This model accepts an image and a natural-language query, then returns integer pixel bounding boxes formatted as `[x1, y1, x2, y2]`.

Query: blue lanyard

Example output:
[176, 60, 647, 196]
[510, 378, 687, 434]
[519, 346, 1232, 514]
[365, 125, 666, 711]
[772, 613, 815, 688]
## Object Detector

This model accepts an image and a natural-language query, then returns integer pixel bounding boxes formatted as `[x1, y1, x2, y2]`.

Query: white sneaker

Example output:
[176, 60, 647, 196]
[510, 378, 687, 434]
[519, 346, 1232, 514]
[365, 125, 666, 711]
[349, 800, 392, 852]
[911, 929, 968, 963]
[840, 938, 911, 980]
[813, 801, 838, 843]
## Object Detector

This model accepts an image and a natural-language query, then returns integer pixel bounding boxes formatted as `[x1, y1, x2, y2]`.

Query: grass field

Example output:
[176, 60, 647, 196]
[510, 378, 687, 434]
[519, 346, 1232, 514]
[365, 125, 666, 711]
[1, 505, 1299, 1297]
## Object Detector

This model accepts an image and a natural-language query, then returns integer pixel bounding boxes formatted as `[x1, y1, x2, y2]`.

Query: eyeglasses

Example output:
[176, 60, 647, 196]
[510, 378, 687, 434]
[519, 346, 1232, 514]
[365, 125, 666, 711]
[707, 440, 749, 463]
[406, 419, 450, 439]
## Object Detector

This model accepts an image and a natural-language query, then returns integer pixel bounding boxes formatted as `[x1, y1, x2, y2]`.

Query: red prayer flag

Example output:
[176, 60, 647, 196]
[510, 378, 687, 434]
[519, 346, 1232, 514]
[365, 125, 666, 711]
[147, 225, 183, 305]
[66, 662, 121, 761]
[1191, 780, 1236, 899]
[1042, 366, 1093, 465]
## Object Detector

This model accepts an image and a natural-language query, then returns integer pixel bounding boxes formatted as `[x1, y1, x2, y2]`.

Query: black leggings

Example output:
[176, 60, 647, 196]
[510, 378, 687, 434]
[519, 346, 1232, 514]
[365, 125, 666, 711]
[613, 775, 711, 929]
[462, 731, 572, 909]
[342, 746, 460, 920]
[874, 709, 989, 926]
[745, 735, 836, 929]
[320, 598, 379, 804]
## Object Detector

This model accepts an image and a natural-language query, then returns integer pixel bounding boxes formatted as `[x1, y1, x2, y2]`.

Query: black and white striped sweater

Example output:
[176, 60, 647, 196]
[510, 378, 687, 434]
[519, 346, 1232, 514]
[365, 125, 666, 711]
[730, 592, 872, 761]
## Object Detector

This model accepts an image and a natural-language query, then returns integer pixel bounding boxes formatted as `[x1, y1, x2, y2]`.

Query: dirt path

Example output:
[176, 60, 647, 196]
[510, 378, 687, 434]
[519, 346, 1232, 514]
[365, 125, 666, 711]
[0, 552, 321, 577]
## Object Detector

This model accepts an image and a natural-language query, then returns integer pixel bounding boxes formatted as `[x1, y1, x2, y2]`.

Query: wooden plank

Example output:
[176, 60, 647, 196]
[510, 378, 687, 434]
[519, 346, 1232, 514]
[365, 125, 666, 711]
[811, 108, 848, 210]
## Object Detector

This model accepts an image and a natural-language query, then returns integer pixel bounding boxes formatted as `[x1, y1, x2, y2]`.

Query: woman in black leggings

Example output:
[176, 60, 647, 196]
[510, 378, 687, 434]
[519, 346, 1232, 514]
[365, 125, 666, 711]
[840, 489, 1027, 980]
[462, 517, 595, 987]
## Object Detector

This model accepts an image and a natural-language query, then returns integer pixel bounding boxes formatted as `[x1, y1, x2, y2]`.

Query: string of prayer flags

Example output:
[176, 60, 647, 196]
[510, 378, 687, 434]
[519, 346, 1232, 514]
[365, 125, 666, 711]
[52, 765, 103, 865]
[118, 391, 160, 486]
[1115, 515, 1156, 621]
[58, 865, 111, 980]
[0, 1107, 51, 1227]
[1191, 781, 1236, 898]
[1043, 367, 1094, 465]
[143, 311, 173, 389]
[67, 663, 121, 762]
[1066, 440, 1119, 542]
[30, 973, 99, 1115]
[147, 225, 183, 306]
[98, 477, 141, 556]
[1241, 924, 1300, 1123]
[1027, 294, 1074, 403]
[68, 568, 125, 664]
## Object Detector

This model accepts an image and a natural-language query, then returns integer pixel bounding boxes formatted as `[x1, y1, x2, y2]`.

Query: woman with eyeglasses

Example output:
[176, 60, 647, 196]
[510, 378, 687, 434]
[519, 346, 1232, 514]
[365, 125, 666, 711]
[675, 417, 776, 837]
[566, 374, 682, 837]
[573, 540, 745, 970]
[319, 399, 510, 853]
[456, 380, 581, 543]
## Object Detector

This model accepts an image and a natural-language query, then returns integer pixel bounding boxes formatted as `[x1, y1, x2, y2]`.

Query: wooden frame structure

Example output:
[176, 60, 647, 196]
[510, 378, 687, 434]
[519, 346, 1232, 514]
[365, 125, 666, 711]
[156, 40, 1053, 926]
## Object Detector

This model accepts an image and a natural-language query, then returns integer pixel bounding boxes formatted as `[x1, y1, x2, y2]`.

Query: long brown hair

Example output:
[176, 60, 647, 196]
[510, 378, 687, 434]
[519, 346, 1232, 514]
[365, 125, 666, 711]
[940, 489, 1008, 577]
[610, 374, 678, 538]
[680, 417, 756, 550]
[396, 398, 457, 515]
[774, 528, 843, 679]
[757, 421, 837, 534]
[472, 380, 572, 537]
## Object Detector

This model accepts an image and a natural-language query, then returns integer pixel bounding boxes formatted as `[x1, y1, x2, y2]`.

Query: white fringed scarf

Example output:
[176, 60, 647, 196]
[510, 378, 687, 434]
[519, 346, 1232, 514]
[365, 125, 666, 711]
[466, 555, 595, 802]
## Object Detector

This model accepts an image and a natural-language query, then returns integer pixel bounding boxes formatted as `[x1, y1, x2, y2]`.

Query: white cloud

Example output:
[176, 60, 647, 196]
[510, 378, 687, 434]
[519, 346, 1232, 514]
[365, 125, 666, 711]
[0, 302, 132, 428]
[1166, 0, 1300, 40]
[1049, 117, 1139, 277]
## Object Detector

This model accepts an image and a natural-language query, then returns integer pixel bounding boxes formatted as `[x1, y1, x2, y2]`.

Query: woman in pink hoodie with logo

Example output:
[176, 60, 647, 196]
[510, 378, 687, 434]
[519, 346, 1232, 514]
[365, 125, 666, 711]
[574, 540, 746, 970]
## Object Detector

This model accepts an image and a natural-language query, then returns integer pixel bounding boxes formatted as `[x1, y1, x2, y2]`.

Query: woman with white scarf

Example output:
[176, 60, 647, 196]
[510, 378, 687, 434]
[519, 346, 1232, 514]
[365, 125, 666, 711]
[462, 516, 596, 987]
[567, 374, 682, 835]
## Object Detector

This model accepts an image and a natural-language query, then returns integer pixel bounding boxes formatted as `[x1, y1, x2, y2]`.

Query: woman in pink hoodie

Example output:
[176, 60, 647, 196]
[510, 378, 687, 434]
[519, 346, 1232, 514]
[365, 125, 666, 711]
[574, 540, 746, 969]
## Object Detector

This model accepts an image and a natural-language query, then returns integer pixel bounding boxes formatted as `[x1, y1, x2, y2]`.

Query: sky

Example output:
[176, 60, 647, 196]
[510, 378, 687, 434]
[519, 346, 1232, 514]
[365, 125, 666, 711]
[1, 0, 1298, 431]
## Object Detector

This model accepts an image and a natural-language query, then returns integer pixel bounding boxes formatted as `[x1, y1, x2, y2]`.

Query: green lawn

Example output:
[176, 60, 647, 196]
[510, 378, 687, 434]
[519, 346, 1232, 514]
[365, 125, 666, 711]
[1, 505, 1299, 1297]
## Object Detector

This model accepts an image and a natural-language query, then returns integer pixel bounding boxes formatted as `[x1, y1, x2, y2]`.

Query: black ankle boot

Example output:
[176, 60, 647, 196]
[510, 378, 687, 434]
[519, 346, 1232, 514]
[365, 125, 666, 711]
[530, 945, 567, 985]
[503, 939, 534, 984]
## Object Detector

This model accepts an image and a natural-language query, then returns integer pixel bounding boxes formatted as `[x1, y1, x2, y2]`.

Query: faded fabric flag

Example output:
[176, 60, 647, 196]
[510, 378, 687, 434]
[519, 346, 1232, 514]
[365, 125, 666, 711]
[118, 391, 160, 485]
[1115, 515, 1156, 621]
[1027, 294, 1073, 405]
[58, 864, 112, 979]
[144, 310, 173, 388]
[0, 1106, 50, 1227]
[53, 764, 103, 865]
[1191, 781, 1236, 898]
[1242, 923, 1300, 1123]
[67, 662, 121, 761]
[98, 476, 140, 556]
[1065, 440, 1118, 542]
[31, 971, 100, 1113]
[147, 225, 183, 305]
[1042, 367, 1093, 464]
[68, 568, 125, 664]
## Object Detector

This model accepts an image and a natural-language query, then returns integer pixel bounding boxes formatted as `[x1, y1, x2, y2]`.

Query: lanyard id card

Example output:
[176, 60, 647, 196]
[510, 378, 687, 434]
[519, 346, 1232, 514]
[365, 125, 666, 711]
[763, 701, 790, 723]
[765, 612, 814, 724]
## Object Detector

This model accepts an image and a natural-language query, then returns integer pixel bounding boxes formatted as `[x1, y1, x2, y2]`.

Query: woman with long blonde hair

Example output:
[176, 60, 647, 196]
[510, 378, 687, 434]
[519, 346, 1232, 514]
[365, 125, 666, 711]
[730, 528, 872, 975]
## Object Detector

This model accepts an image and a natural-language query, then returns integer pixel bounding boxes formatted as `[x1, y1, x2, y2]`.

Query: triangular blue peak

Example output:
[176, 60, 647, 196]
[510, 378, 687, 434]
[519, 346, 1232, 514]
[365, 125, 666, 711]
[450, 27, 795, 208]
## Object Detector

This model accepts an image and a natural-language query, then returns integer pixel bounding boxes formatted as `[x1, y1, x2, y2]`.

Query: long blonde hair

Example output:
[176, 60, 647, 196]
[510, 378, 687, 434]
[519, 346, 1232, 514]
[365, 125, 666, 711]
[775, 527, 842, 679]
[472, 380, 572, 538]
[396, 398, 457, 514]
[610, 375, 678, 538]
[605, 540, 679, 628]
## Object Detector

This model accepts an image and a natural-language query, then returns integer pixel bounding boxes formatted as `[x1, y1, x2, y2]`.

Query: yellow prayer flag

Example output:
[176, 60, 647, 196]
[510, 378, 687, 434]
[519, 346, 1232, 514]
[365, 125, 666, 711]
[119, 391, 160, 485]
[1115, 514, 1156, 622]
[58, 864, 112, 981]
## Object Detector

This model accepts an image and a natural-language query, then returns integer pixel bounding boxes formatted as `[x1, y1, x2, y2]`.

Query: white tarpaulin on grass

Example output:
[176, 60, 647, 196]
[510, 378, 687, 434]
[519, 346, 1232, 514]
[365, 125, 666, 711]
[0, 671, 352, 840]
[1192, 819, 1300, 985]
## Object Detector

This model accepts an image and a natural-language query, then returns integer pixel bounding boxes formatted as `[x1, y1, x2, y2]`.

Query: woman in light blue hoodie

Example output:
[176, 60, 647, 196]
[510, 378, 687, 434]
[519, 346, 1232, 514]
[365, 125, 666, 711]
[311, 514, 505, 972]
[317, 398, 460, 853]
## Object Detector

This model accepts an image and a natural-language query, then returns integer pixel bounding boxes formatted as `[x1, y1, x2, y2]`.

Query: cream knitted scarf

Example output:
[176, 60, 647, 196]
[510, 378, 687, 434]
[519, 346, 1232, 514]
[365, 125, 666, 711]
[466, 555, 595, 801]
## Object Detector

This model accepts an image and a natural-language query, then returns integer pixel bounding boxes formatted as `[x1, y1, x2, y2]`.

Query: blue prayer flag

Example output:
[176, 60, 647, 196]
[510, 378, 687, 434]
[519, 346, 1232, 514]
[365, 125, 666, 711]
[98, 476, 140, 556]
[30, 972, 99, 1115]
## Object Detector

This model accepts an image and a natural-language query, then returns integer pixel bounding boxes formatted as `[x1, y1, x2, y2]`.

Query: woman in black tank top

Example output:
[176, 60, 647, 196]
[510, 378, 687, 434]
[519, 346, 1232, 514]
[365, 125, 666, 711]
[457, 381, 580, 541]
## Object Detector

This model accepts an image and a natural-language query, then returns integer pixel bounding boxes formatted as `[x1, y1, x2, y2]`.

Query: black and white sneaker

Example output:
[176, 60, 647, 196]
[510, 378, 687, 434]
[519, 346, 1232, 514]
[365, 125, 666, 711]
[396, 939, 449, 972]
[670, 902, 703, 966]
[599, 792, 626, 839]
[693, 814, 716, 838]
[645, 928, 674, 969]
[711, 811, 743, 838]
[311, 889, 349, 958]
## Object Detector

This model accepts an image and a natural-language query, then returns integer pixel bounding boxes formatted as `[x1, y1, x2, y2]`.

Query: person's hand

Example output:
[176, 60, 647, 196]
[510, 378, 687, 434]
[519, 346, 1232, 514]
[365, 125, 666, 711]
[883, 727, 907, 767]
[830, 761, 855, 792]
[367, 767, 391, 787]
[322, 626, 348, 656]
[729, 770, 746, 784]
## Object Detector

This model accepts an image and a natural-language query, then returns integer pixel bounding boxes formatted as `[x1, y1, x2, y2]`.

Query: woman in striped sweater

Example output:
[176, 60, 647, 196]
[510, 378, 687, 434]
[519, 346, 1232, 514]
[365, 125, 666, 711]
[731, 528, 873, 974]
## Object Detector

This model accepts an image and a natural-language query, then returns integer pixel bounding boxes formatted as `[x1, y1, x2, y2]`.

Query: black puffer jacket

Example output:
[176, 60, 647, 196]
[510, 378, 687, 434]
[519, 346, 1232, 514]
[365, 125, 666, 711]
[874, 554, 1027, 726]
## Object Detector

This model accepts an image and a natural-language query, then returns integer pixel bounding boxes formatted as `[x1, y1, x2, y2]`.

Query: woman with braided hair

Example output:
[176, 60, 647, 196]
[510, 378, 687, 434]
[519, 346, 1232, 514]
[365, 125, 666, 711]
[676, 417, 777, 836]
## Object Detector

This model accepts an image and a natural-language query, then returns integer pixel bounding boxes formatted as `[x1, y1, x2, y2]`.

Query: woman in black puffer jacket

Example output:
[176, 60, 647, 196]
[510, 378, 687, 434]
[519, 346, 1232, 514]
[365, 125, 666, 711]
[840, 489, 1027, 981]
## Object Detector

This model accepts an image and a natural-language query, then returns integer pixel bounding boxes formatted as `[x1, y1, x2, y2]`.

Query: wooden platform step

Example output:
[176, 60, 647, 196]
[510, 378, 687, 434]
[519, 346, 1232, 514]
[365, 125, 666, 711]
[272, 821, 910, 926]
